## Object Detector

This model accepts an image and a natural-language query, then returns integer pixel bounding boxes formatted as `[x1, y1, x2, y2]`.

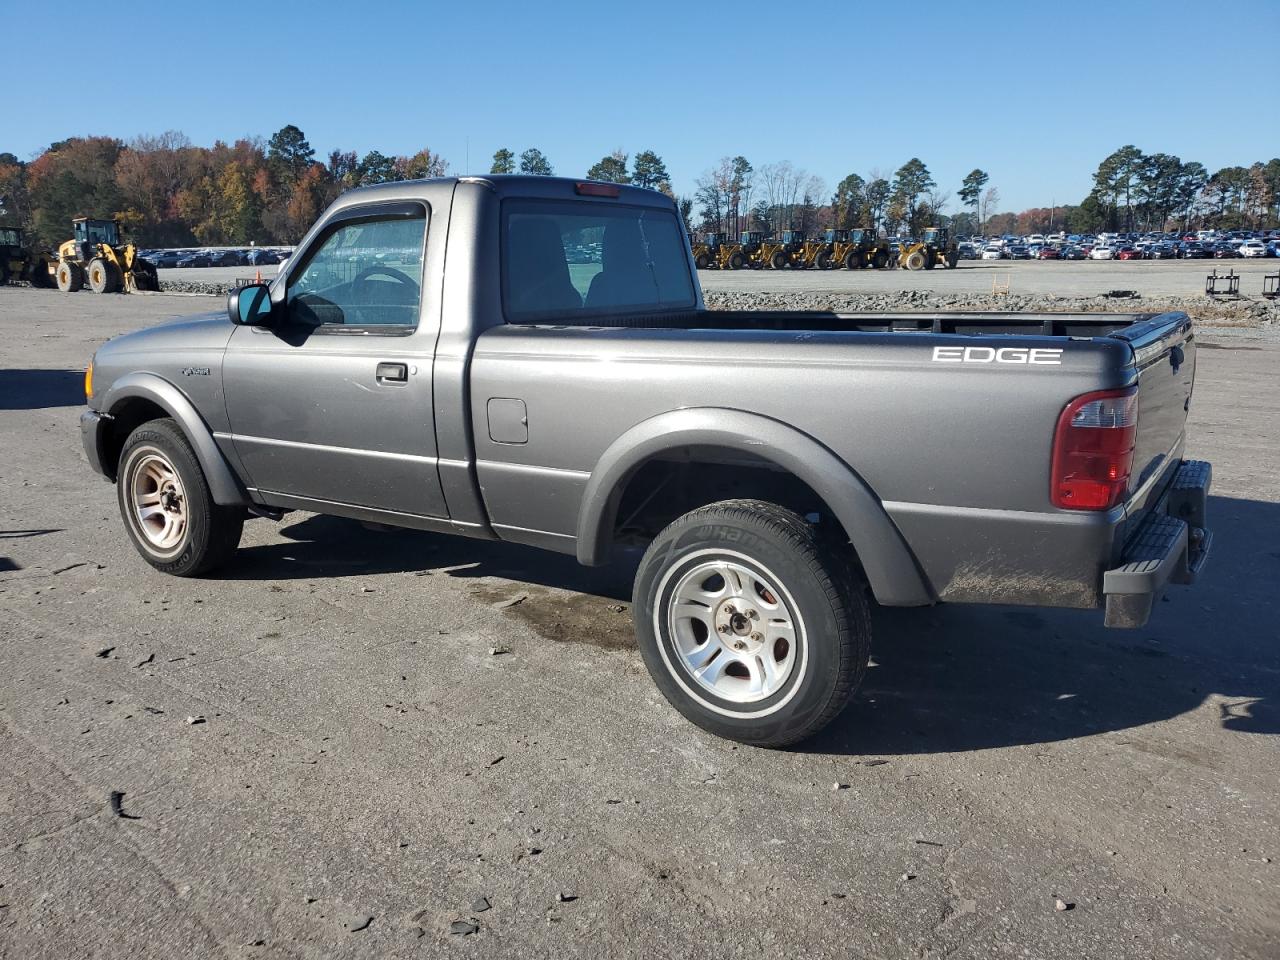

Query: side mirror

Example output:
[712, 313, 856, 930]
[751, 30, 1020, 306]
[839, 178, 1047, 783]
[228, 283, 274, 326]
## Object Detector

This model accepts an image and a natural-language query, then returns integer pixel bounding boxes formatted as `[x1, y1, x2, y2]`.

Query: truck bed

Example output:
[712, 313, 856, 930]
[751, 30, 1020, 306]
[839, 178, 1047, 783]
[471, 309, 1195, 610]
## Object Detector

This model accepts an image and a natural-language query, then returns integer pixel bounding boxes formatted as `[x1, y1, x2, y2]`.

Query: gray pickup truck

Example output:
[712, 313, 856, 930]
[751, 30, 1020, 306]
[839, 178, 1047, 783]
[81, 175, 1213, 746]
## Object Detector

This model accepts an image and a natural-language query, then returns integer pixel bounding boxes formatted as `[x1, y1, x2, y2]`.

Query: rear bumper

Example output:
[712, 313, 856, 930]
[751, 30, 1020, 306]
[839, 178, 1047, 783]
[1103, 460, 1212, 628]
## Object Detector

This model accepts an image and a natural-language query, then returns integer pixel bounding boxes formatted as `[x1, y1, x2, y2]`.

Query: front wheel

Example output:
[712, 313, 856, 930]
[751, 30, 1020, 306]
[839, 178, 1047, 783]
[117, 418, 245, 576]
[633, 500, 870, 747]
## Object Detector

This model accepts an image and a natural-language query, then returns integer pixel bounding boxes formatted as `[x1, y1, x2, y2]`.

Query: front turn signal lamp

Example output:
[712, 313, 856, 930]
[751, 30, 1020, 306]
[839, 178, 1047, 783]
[84, 360, 93, 401]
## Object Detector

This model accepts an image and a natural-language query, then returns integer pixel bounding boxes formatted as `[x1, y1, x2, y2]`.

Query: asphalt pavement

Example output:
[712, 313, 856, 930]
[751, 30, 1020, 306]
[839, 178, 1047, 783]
[0, 287, 1276, 959]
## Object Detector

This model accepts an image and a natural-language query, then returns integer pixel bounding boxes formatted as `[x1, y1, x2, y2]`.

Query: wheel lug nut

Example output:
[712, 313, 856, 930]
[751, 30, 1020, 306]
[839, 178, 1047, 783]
[733, 641, 746, 650]
[748, 609, 759, 620]
[723, 605, 736, 616]
[750, 632, 763, 642]
[717, 624, 730, 634]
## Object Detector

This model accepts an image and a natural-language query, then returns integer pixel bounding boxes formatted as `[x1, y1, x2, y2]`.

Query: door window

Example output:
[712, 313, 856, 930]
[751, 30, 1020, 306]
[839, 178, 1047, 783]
[287, 211, 427, 328]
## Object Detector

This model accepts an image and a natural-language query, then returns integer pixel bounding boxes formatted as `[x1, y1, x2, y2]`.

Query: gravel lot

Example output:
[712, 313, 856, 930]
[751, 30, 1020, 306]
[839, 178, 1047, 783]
[1, 287, 1277, 959]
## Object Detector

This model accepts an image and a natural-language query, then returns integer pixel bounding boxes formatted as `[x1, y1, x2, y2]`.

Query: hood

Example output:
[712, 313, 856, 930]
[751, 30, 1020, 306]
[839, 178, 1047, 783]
[98, 309, 234, 359]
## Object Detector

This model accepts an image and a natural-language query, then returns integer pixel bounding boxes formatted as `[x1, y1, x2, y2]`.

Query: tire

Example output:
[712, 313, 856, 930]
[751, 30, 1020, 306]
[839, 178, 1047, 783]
[905, 250, 927, 271]
[872, 250, 889, 269]
[946, 250, 959, 269]
[814, 251, 831, 270]
[694, 252, 710, 270]
[0, 262, 8, 286]
[632, 499, 871, 747]
[116, 418, 245, 577]
[769, 250, 786, 270]
[88, 258, 121, 293]
[728, 252, 745, 270]
[56, 261, 84, 292]
[843, 252, 859, 270]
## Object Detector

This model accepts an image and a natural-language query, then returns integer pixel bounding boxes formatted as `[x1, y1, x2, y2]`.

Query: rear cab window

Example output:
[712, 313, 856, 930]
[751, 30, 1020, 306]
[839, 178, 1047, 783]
[501, 199, 695, 323]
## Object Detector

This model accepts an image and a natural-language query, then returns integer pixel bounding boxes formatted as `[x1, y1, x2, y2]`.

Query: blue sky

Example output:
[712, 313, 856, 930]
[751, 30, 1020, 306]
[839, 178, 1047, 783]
[6, 0, 1275, 213]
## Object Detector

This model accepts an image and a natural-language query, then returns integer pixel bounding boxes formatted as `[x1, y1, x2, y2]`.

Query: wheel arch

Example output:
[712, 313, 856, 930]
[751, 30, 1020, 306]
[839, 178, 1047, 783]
[575, 408, 933, 607]
[100, 373, 249, 506]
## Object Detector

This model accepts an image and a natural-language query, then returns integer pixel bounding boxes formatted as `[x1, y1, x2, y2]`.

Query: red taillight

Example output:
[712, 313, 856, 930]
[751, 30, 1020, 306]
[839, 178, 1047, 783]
[575, 181, 620, 198]
[1050, 387, 1138, 510]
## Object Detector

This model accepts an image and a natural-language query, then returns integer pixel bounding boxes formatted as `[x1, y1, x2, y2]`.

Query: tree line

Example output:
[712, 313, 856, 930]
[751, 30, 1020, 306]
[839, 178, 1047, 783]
[688, 148, 1280, 240]
[2, 128, 1277, 249]
[0, 126, 449, 248]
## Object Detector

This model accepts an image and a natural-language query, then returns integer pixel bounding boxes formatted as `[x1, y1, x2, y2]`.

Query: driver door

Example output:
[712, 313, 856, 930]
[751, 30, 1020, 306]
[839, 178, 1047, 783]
[221, 202, 447, 519]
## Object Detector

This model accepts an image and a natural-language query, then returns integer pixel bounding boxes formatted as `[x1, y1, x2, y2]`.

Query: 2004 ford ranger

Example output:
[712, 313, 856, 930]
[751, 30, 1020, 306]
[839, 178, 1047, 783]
[80, 175, 1213, 746]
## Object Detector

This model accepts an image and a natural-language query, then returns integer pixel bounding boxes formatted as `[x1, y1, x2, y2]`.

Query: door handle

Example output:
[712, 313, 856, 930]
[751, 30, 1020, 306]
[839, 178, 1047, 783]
[376, 362, 408, 383]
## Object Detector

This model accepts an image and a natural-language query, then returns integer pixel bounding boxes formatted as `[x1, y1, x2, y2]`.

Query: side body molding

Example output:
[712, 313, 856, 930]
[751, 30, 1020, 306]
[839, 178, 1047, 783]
[575, 408, 933, 607]
[101, 372, 249, 506]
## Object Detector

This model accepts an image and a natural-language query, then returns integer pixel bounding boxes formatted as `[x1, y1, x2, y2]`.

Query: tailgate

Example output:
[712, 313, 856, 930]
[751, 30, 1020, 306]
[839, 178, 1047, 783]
[1115, 312, 1196, 523]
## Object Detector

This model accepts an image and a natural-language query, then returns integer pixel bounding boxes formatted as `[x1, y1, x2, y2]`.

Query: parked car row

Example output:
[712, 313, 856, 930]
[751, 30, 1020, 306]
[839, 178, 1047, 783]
[138, 247, 293, 269]
[973, 236, 1280, 262]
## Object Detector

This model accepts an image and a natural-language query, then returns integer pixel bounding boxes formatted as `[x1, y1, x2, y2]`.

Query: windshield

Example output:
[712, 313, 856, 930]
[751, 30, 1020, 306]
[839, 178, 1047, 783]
[77, 221, 119, 246]
[502, 199, 696, 323]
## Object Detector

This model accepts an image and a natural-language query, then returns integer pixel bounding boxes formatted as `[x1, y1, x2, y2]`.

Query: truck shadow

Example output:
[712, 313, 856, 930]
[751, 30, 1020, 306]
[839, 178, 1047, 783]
[228, 495, 1277, 754]
[226, 513, 637, 599]
[0, 369, 85, 410]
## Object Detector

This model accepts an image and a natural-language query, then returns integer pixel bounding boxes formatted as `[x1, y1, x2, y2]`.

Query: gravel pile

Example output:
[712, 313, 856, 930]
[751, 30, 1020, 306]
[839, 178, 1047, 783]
[704, 289, 1278, 326]
[158, 279, 239, 296]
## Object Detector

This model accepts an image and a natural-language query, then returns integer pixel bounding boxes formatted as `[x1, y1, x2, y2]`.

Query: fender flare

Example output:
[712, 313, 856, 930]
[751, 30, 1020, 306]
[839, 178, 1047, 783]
[101, 372, 249, 506]
[575, 408, 933, 607]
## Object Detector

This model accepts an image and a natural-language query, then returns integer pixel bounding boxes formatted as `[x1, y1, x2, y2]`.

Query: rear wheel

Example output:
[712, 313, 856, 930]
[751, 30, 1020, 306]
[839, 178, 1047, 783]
[694, 252, 710, 270]
[56, 261, 84, 292]
[769, 250, 786, 270]
[905, 249, 927, 271]
[728, 252, 745, 270]
[872, 250, 889, 269]
[116, 418, 245, 577]
[946, 250, 959, 269]
[843, 251, 859, 270]
[633, 500, 870, 747]
[814, 251, 831, 270]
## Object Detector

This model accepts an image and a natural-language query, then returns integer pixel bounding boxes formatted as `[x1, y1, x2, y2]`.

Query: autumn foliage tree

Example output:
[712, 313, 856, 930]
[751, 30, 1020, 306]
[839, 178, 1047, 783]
[3, 125, 451, 247]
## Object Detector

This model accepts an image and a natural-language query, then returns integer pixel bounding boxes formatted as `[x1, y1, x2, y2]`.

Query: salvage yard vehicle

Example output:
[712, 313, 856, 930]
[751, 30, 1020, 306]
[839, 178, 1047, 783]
[899, 226, 959, 270]
[55, 218, 158, 293]
[80, 175, 1214, 747]
[740, 231, 789, 270]
[0, 225, 53, 286]
[691, 236, 713, 269]
[776, 231, 828, 270]
[818, 228, 888, 270]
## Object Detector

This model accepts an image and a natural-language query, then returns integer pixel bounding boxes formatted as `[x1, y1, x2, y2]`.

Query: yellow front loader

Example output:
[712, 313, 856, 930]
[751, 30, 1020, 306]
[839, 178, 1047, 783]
[899, 226, 960, 271]
[55, 218, 158, 293]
